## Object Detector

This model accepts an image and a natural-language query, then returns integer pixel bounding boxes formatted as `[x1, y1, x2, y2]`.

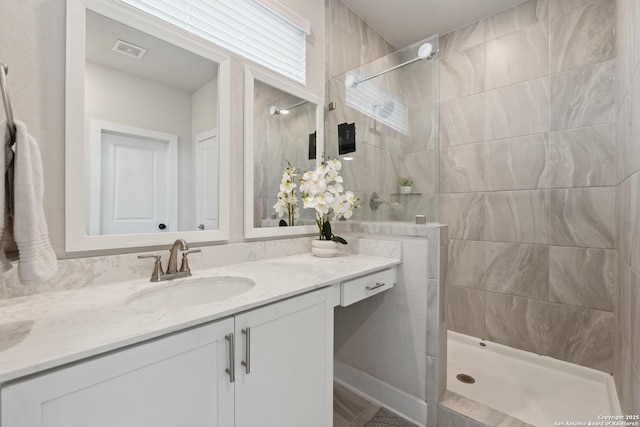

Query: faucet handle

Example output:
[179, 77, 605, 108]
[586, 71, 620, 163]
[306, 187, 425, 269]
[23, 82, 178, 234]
[179, 249, 201, 274]
[138, 254, 164, 282]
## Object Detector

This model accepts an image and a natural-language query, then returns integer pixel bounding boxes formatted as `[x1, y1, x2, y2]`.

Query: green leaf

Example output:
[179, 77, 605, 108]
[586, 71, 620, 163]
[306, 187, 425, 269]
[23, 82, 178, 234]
[332, 235, 348, 245]
[322, 221, 332, 240]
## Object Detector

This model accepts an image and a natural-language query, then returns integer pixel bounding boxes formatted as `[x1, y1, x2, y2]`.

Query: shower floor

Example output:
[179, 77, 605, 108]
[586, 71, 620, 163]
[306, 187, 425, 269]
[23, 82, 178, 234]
[447, 331, 621, 426]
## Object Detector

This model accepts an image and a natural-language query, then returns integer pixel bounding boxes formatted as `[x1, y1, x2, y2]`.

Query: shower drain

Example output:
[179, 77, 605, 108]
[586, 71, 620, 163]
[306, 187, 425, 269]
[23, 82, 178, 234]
[456, 373, 476, 384]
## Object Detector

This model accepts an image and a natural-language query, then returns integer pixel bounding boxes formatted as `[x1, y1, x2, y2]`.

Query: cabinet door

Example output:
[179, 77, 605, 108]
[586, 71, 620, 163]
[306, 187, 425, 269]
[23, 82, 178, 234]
[235, 288, 333, 427]
[1, 318, 235, 427]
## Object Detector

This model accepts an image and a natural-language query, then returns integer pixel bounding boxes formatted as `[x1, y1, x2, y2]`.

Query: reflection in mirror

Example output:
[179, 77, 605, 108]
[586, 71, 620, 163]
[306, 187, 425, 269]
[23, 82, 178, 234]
[244, 67, 323, 239]
[85, 11, 219, 235]
[66, 0, 230, 252]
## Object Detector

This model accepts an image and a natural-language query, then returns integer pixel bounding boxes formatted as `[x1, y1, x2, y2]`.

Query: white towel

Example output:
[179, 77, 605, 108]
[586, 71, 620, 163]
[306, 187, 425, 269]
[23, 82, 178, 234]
[12, 120, 58, 284]
[0, 120, 13, 272]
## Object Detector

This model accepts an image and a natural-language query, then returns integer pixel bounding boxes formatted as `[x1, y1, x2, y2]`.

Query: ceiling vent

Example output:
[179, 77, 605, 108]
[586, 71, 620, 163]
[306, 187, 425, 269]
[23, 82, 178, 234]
[112, 40, 147, 59]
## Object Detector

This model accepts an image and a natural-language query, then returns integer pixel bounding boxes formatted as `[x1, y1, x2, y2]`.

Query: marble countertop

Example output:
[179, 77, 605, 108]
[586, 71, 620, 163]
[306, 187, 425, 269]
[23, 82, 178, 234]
[0, 253, 399, 383]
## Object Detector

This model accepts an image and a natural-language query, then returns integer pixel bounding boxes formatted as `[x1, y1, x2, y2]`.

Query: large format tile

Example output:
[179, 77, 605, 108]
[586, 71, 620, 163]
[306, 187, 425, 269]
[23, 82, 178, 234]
[550, 60, 615, 131]
[484, 190, 549, 244]
[631, 270, 640, 377]
[440, 193, 485, 240]
[440, 45, 484, 102]
[548, 0, 606, 18]
[484, 293, 549, 354]
[440, 93, 486, 147]
[630, 171, 640, 274]
[447, 240, 486, 290]
[440, 20, 485, 56]
[549, 246, 615, 311]
[484, 78, 549, 141]
[486, 0, 548, 40]
[484, 242, 549, 300]
[488, 134, 549, 190]
[448, 285, 485, 339]
[549, 187, 615, 248]
[440, 144, 488, 193]
[548, 304, 614, 373]
[485, 24, 548, 90]
[550, 0, 615, 73]
[549, 124, 615, 188]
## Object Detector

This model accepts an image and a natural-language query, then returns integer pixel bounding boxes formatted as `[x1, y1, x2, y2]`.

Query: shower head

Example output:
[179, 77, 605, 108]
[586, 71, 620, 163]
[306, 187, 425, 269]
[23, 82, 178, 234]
[374, 101, 395, 118]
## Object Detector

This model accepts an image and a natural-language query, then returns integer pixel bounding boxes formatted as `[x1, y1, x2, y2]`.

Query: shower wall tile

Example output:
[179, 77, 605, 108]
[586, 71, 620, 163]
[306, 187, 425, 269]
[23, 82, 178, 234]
[549, 187, 615, 248]
[488, 134, 549, 191]
[550, 60, 615, 131]
[549, 246, 615, 311]
[548, 0, 605, 18]
[485, 0, 548, 41]
[484, 190, 549, 244]
[549, 0, 615, 73]
[440, 143, 488, 193]
[440, 45, 485, 102]
[399, 149, 438, 195]
[548, 304, 614, 372]
[484, 293, 549, 354]
[615, 0, 633, 102]
[617, 177, 631, 264]
[447, 285, 485, 339]
[484, 78, 549, 141]
[549, 124, 615, 188]
[629, 172, 640, 273]
[447, 240, 486, 290]
[440, 93, 486, 147]
[440, 193, 485, 240]
[484, 242, 549, 300]
[616, 93, 632, 185]
[631, 271, 640, 375]
[485, 24, 548, 90]
[631, 71, 640, 176]
[440, 20, 486, 56]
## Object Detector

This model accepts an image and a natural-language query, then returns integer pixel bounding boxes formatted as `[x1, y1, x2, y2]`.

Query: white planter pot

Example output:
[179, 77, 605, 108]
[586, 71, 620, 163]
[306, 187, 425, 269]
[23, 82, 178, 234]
[400, 186, 412, 194]
[311, 239, 339, 258]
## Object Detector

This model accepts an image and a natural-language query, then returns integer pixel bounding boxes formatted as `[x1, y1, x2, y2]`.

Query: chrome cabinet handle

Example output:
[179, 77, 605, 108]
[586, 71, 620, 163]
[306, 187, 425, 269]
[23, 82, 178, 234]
[241, 327, 251, 374]
[225, 333, 235, 383]
[366, 282, 386, 291]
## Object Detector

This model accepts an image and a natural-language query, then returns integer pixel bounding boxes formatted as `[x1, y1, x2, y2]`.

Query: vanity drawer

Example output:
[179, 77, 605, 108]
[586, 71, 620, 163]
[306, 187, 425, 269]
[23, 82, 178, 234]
[340, 267, 396, 307]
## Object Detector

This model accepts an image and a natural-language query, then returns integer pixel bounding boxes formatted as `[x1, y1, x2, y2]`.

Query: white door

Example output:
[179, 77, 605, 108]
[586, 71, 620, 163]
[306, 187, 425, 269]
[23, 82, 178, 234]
[234, 288, 334, 427]
[1, 318, 235, 427]
[195, 129, 219, 231]
[89, 120, 178, 235]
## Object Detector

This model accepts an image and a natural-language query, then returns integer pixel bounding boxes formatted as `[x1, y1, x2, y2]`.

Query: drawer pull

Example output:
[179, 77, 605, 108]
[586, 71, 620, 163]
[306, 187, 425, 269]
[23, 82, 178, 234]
[366, 282, 386, 291]
[241, 327, 251, 374]
[225, 333, 235, 383]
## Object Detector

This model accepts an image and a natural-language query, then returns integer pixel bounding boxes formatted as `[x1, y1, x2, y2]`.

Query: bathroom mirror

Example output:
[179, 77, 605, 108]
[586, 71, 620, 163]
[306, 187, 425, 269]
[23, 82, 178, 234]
[66, 0, 231, 252]
[244, 66, 323, 239]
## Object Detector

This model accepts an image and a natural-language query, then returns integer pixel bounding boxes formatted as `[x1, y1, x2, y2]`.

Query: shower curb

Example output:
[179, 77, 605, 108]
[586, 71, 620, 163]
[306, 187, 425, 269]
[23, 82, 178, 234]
[437, 391, 531, 427]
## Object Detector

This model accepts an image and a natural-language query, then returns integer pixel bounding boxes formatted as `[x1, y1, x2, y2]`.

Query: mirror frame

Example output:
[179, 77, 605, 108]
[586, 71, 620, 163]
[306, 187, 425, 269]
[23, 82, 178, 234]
[243, 66, 324, 239]
[65, 0, 232, 252]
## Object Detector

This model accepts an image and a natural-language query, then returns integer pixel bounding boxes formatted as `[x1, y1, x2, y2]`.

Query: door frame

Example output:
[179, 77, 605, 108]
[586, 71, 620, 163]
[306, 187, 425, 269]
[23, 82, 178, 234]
[89, 119, 178, 235]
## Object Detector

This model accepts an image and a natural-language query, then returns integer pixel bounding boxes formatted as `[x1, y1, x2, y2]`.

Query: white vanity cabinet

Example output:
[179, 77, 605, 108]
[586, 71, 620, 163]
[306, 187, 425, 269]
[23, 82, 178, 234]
[1, 287, 333, 427]
[234, 286, 333, 427]
[0, 317, 235, 427]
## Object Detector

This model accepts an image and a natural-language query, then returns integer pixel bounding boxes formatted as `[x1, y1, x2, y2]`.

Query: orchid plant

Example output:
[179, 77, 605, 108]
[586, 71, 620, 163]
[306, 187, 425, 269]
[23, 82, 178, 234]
[299, 158, 360, 244]
[273, 161, 300, 226]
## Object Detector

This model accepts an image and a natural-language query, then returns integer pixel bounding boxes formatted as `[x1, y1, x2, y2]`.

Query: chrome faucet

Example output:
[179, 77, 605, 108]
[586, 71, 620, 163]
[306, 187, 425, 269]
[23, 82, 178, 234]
[138, 239, 201, 282]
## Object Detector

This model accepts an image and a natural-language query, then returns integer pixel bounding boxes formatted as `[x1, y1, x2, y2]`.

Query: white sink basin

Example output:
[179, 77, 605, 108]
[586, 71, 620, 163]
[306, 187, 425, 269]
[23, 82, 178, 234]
[127, 276, 255, 310]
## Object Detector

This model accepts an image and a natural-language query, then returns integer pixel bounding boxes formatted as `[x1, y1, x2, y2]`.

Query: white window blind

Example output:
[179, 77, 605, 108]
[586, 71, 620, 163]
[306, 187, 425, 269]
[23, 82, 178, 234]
[120, 0, 308, 84]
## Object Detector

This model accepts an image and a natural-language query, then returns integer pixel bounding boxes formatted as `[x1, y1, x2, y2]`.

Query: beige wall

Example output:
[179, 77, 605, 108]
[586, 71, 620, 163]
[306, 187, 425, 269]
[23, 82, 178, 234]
[441, 0, 617, 373]
[614, 0, 640, 416]
[0, 0, 324, 259]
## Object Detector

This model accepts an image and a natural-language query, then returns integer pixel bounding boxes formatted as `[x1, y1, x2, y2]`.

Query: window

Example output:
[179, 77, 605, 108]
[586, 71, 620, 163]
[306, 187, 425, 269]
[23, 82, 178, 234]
[121, 0, 309, 84]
